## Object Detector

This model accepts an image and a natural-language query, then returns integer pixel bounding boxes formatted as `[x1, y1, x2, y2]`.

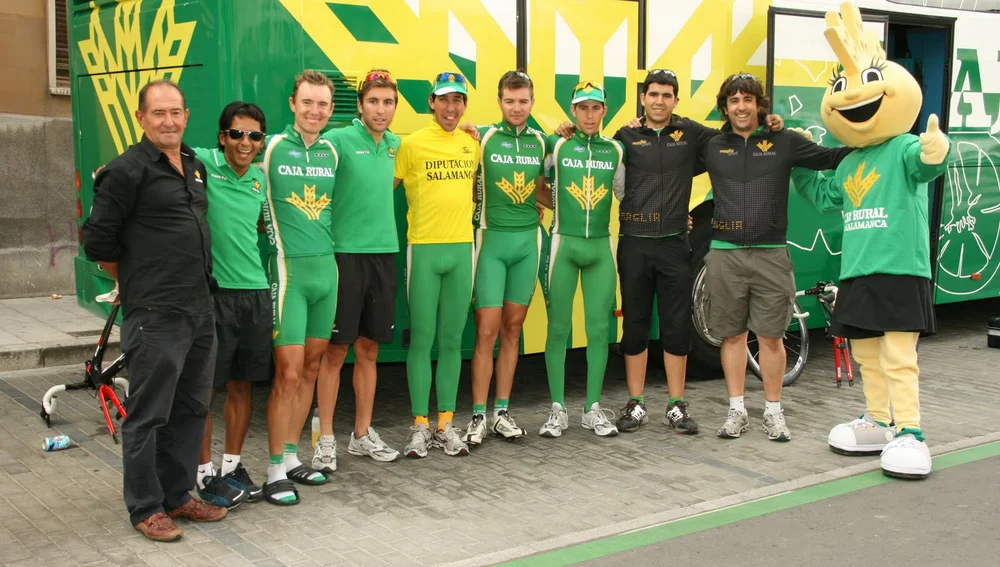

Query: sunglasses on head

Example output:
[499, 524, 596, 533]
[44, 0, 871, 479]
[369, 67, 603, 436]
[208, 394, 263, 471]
[222, 129, 265, 142]
[359, 70, 396, 89]
[436, 72, 467, 84]
[728, 73, 757, 81]
[647, 68, 676, 78]
[574, 80, 606, 95]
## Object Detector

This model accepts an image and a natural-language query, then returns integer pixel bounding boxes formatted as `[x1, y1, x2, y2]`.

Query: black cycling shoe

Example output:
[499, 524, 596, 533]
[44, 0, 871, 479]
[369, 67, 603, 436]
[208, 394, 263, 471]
[665, 400, 699, 434]
[615, 400, 648, 433]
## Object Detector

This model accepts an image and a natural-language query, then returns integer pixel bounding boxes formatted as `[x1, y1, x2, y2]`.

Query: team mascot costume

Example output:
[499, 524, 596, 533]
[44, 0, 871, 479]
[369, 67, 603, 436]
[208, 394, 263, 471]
[792, 2, 950, 479]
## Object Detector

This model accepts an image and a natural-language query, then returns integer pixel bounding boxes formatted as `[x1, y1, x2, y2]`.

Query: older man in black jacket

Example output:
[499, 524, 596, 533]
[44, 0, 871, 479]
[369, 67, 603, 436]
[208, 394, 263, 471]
[83, 79, 231, 542]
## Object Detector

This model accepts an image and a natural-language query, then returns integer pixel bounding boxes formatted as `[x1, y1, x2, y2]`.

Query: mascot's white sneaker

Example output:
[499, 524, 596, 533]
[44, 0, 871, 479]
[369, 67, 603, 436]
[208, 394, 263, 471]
[880, 433, 931, 479]
[828, 413, 895, 455]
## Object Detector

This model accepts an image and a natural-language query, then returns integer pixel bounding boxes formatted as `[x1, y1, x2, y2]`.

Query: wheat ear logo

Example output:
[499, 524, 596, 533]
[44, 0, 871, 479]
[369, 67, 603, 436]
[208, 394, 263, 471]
[566, 176, 608, 210]
[286, 185, 331, 220]
[669, 130, 683, 142]
[756, 140, 774, 152]
[496, 171, 536, 204]
[844, 161, 880, 208]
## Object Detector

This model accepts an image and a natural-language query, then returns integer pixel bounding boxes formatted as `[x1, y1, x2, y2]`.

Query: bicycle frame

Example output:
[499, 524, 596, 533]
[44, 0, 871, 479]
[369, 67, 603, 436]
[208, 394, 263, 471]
[796, 282, 854, 387]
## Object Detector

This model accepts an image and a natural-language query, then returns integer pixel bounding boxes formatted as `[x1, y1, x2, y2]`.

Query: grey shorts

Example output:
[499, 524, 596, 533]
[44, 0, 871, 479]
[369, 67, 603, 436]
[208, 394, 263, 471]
[704, 247, 796, 339]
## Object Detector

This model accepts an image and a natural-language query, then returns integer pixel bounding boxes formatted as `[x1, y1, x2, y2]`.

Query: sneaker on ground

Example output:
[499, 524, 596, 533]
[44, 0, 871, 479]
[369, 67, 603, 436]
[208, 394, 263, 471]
[431, 423, 470, 456]
[539, 402, 569, 438]
[311, 434, 337, 472]
[717, 409, 750, 438]
[464, 414, 487, 445]
[828, 413, 895, 455]
[582, 403, 619, 437]
[491, 410, 526, 439]
[615, 400, 648, 433]
[880, 433, 931, 479]
[762, 409, 792, 442]
[348, 427, 400, 462]
[197, 473, 248, 509]
[665, 400, 699, 434]
[404, 424, 432, 458]
[222, 463, 262, 503]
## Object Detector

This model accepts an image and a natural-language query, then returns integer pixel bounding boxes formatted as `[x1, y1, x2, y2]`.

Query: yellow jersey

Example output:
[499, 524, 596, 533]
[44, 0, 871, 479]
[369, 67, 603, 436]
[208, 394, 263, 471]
[394, 121, 479, 244]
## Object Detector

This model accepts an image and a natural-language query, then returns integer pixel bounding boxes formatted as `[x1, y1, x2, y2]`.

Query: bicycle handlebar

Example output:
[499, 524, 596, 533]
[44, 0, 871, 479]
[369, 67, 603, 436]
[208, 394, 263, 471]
[791, 281, 839, 320]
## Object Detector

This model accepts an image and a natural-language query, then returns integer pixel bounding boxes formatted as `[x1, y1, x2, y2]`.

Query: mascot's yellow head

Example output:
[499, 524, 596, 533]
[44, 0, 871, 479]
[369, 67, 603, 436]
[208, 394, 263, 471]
[821, 2, 922, 148]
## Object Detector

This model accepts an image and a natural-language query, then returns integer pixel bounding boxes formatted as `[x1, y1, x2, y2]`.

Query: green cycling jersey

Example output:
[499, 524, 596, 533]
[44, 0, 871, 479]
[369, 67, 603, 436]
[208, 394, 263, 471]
[545, 131, 625, 238]
[474, 121, 548, 232]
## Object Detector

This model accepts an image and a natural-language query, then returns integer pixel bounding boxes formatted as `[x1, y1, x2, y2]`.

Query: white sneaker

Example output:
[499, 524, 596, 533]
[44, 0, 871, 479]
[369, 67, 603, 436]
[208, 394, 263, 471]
[311, 434, 337, 472]
[539, 402, 569, 438]
[717, 409, 750, 438]
[880, 434, 931, 479]
[431, 423, 470, 456]
[464, 414, 487, 445]
[828, 413, 895, 455]
[348, 427, 400, 462]
[491, 410, 526, 439]
[404, 424, 432, 459]
[761, 410, 791, 442]
[582, 403, 618, 437]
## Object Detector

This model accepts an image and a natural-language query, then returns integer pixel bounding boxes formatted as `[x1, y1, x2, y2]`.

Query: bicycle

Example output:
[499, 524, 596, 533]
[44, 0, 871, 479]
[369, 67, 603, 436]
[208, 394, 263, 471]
[40, 288, 129, 443]
[746, 281, 853, 387]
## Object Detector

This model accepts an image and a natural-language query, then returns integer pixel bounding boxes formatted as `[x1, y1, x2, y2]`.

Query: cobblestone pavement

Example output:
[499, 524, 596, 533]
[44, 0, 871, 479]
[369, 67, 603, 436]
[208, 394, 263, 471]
[1, 299, 998, 566]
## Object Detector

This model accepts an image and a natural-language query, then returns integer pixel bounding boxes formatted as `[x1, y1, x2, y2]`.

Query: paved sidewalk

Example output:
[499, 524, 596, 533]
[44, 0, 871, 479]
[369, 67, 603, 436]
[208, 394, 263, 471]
[0, 299, 998, 566]
[0, 296, 118, 372]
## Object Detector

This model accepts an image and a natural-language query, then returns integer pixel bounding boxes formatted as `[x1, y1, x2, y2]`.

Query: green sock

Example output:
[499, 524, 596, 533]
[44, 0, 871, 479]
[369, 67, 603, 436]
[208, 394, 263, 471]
[473, 404, 487, 416]
[630, 395, 644, 404]
[283, 442, 297, 454]
[269, 454, 284, 465]
[669, 397, 683, 405]
[493, 399, 509, 414]
[897, 427, 925, 442]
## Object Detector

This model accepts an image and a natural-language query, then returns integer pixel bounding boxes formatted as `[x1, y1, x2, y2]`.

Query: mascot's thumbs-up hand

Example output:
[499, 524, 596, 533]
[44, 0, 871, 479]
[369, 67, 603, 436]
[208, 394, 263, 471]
[788, 127, 813, 143]
[919, 114, 948, 165]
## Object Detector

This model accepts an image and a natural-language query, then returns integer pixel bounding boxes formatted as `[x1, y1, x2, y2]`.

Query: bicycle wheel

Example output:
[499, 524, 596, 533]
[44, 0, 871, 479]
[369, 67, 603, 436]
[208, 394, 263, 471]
[746, 300, 810, 386]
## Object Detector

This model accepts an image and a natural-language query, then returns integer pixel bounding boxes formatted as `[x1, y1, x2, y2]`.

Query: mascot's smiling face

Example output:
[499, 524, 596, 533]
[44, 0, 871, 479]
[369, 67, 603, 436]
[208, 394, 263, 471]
[820, 2, 922, 148]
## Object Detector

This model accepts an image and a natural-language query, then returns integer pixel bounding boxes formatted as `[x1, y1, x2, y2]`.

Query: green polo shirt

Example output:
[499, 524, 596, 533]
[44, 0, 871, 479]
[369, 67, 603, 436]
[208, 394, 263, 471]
[194, 147, 268, 289]
[323, 118, 401, 253]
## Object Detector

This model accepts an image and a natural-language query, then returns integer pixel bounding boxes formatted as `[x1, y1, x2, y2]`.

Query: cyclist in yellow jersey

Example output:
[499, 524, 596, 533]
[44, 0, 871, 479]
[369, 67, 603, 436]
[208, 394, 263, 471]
[393, 72, 479, 458]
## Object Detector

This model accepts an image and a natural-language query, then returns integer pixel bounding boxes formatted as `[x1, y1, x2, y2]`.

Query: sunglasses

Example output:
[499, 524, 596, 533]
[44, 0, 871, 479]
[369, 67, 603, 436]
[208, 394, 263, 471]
[358, 70, 396, 89]
[647, 68, 676, 78]
[728, 73, 757, 81]
[573, 80, 606, 95]
[436, 72, 467, 84]
[222, 128, 265, 142]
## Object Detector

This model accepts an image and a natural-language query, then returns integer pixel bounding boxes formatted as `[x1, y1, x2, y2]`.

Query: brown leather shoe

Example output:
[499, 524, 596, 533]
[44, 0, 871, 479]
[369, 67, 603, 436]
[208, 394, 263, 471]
[168, 498, 227, 522]
[135, 512, 183, 542]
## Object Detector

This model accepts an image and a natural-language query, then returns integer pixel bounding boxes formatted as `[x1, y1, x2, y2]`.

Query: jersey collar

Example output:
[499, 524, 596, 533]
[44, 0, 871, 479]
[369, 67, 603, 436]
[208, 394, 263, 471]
[495, 120, 528, 136]
[573, 129, 601, 142]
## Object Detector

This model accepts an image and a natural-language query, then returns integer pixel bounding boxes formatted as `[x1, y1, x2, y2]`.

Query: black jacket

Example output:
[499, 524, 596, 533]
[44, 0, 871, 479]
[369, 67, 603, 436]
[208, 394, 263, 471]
[613, 115, 716, 237]
[698, 125, 852, 246]
[83, 136, 215, 317]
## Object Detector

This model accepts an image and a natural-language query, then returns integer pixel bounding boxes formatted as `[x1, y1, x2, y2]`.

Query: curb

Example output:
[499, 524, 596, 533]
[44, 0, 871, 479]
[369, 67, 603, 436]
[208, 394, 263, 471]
[0, 339, 121, 372]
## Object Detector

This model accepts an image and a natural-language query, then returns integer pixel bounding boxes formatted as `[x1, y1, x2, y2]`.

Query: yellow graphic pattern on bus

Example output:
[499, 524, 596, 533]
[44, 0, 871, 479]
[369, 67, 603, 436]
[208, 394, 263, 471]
[77, 0, 196, 155]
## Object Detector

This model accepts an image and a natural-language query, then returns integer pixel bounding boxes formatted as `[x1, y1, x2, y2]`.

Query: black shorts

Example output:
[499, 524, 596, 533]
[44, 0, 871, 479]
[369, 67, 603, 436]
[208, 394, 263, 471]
[831, 274, 937, 339]
[331, 253, 398, 344]
[617, 234, 693, 356]
[213, 289, 273, 388]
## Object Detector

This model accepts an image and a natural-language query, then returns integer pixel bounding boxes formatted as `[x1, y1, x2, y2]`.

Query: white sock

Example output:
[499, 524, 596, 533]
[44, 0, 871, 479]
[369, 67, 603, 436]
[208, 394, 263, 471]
[197, 462, 214, 489]
[765, 400, 782, 414]
[284, 449, 303, 471]
[220, 453, 240, 477]
[266, 461, 286, 485]
[729, 396, 745, 413]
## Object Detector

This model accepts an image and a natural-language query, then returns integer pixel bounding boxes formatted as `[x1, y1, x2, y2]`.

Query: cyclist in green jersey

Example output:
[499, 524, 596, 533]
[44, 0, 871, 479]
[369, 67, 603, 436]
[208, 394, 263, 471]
[461, 71, 547, 445]
[193, 102, 270, 509]
[313, 70, 402, 469]
[261, 70, 339, 505]
[537, 81, 625, 438]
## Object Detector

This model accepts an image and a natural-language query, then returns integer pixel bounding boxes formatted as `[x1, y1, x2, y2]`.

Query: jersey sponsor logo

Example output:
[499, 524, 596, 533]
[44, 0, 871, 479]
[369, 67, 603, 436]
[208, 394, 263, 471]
[501, 141, 514, 149]
[286, 184, 331, 220]
[262, 202, 276, 246]
[753, 140, 777, 156]
[595, 149, 612, 154]
[843, 206, 888, 231]
[314, 152, 330, 158]
[573, 146, 586, 153]
[844, 162, 880, 208]
[489, 153, 541, 166]
[355, 150, 370, 155]
[560, 157, 615, 171]
[251, 179, 262, 194]
[632, 139, 651, 146]
[289, 150, 303, 158]
[462, 146, 473, 154]
[424, 159, 476, 181]
[277, 165, 336, 177]
[669, 130, 684, 142]
[210, 173, 227, 181]
[387, 146, 396, 158]
[193, 170, 203, 184]
[497, 171, 536, 204]
[566, 175, 608, 209]
[719, 148, 737, 155]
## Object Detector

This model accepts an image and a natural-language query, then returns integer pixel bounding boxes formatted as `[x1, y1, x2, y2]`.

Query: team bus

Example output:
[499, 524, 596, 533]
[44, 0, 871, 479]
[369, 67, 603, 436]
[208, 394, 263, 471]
[69, 0, 1000, 375]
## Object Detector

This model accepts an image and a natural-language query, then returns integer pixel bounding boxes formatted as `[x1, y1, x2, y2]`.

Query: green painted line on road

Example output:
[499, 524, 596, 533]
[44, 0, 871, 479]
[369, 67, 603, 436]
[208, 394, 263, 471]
[501, 442, 1000, 567]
